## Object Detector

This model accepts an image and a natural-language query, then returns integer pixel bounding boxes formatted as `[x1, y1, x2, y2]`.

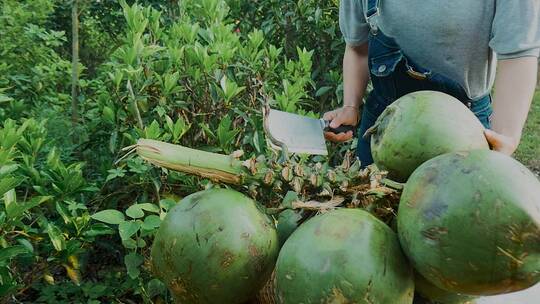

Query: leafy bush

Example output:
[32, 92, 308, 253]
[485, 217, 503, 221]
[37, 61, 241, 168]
[0, 0, 72, 120]
[0, 118, 110, 300]
[228, 0, 345, 106]
[91, 0, 329, 157]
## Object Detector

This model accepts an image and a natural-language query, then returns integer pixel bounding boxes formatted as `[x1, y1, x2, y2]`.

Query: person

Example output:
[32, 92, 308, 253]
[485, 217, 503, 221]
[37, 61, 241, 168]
[324, 0, 540, 167]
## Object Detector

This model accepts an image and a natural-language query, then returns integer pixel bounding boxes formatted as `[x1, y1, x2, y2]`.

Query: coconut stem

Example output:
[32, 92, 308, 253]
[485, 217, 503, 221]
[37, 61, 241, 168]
[134, 139, 402, 221]
[136, 139, 247, 184]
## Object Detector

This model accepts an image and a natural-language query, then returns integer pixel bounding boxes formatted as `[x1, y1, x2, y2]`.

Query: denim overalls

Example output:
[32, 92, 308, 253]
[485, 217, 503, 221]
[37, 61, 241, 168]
[357, 0, 493, 167]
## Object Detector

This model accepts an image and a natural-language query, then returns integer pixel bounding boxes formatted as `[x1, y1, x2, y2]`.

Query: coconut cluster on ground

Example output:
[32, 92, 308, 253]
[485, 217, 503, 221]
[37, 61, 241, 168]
[140, 91, 540, 304]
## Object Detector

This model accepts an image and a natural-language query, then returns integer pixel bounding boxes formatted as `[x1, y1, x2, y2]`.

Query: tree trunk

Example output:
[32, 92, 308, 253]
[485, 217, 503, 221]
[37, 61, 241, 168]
[71, 0, 80, 127]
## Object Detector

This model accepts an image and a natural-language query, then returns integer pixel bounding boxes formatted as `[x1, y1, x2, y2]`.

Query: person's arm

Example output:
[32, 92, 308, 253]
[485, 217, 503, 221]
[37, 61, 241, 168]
[324, 43, 370, 142]
[484, 57, 538, 155]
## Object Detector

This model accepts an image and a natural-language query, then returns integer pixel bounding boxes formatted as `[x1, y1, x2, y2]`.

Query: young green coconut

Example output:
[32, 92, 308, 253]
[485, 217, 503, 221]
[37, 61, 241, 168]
[414, 273, 477, 304]
[151, 188, 279, 304]
[368, 91, 489, 182]
[397, 150, 540, 296]
[275, 208, 415, 304]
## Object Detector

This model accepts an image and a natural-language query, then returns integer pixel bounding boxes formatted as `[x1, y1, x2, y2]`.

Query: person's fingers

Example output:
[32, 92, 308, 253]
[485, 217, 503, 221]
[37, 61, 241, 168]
[322, 110, 337, 121]
[483, 129, 500, 148]
[483, 129, 516, 155]
[335, 131, 353, 142]
[324, 132, 340, 142]
[342, 130, 354, 141]
[324, 131, 353, 142]
[329, 114, 345, 129]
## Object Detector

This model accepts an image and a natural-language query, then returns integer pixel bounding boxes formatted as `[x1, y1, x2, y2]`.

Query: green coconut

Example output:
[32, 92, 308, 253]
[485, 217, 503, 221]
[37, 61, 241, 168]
[397, 150, 540, 296]
[370, 91, 489, 181]
[275, 209, 414, 304]
[151, 188, 279, 304]
[415, 273, 477, 304]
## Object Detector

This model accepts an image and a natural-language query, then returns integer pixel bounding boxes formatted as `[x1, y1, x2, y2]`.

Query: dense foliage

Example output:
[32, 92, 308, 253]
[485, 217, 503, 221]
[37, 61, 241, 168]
[0, 0, 347, 302]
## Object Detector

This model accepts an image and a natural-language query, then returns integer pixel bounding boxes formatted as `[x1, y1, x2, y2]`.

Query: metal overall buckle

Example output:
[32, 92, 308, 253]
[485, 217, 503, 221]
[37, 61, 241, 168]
[365, 0, 380, 35]
[368, 20, 379, 35]
[406, 65, 429, 80]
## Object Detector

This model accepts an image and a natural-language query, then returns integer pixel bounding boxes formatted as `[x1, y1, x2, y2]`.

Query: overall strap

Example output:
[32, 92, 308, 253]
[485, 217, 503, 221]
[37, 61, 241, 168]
[364, 0, 380, 34]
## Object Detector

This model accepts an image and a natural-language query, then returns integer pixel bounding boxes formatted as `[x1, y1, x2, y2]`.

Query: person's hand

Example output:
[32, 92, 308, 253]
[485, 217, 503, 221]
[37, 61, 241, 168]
[484, 129, 519, 156]
[322, 106, 359, 142]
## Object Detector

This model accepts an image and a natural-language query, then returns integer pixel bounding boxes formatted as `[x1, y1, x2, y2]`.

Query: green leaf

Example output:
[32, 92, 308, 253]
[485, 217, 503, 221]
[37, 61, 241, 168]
[46, 223, 66, 252]
[103, 106, 115, 124]
[122, 238, 137, 249]
[66, 200, 87, 212]
[219, 75, 245, 102]
[0, 164, 19, 178]
[5, 192, 51, 221]
[165, 116, 190, 143]
[0, 176, 24, 198]
[91, 210, 125, 225]
[0, 94, 13, 104]
[0, 267, 16, 296]
[2, 189, 16, 218]
[126, 204, 144, 219]
[83, 223, 115, 237]
[141, 215, 161, 230]
[145, 120, 161, 139]
[162, 71, 180, 95]
[119, 221, 140, 240]
[198, 123, 216, 140]
[55, 202, 71, 224]
[46, 148, 60, 170]
[86, 284, 107, 299]
[147, 278, 166, 298]
[138, 203, 160, 214]
[217, 116, 240, 153]
[155, 105, 166, 117]
[108, 70, 124, 91]
[17, 195, 51, 216]
[127, 158, 148, 174]
[105, 168, 126, 182]
[109, 129, 118, 154]
[16, 239, 33, 253]
[159, 198, 177, 212]
[165, 115, 174, 133]
[0, 246, 28, 262]
[315, 86, 333, 97]
[124, 252, 144, 279]
[136, 238, 146, 248]
[281, 191, 300, 209]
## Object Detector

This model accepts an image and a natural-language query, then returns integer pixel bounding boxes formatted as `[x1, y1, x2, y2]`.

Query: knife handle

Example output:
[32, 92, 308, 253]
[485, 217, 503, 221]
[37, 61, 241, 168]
[323, 120, 357, 136]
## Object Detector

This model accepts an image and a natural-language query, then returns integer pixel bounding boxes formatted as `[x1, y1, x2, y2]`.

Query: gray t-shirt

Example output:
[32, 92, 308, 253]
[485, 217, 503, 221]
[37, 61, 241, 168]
[339, 0, 540, 99]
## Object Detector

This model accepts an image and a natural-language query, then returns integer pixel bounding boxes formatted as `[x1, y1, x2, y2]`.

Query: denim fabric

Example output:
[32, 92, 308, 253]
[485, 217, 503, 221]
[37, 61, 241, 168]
[356, 0, 493, 167]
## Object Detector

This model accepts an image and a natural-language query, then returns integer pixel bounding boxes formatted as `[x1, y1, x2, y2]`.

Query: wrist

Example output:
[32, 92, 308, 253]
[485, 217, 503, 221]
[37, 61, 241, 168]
[342, 105, 359, 111]
[492, 127, 522, 145]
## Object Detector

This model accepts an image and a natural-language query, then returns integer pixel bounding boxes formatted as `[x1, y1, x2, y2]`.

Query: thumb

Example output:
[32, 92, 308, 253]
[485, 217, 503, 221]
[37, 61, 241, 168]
[484, 129, 500, 148]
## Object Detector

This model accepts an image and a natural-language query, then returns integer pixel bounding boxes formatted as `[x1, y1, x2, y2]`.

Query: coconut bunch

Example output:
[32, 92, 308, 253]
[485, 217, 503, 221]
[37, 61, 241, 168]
[139, 91, 540, 304]
[132, 138, 401, 222]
